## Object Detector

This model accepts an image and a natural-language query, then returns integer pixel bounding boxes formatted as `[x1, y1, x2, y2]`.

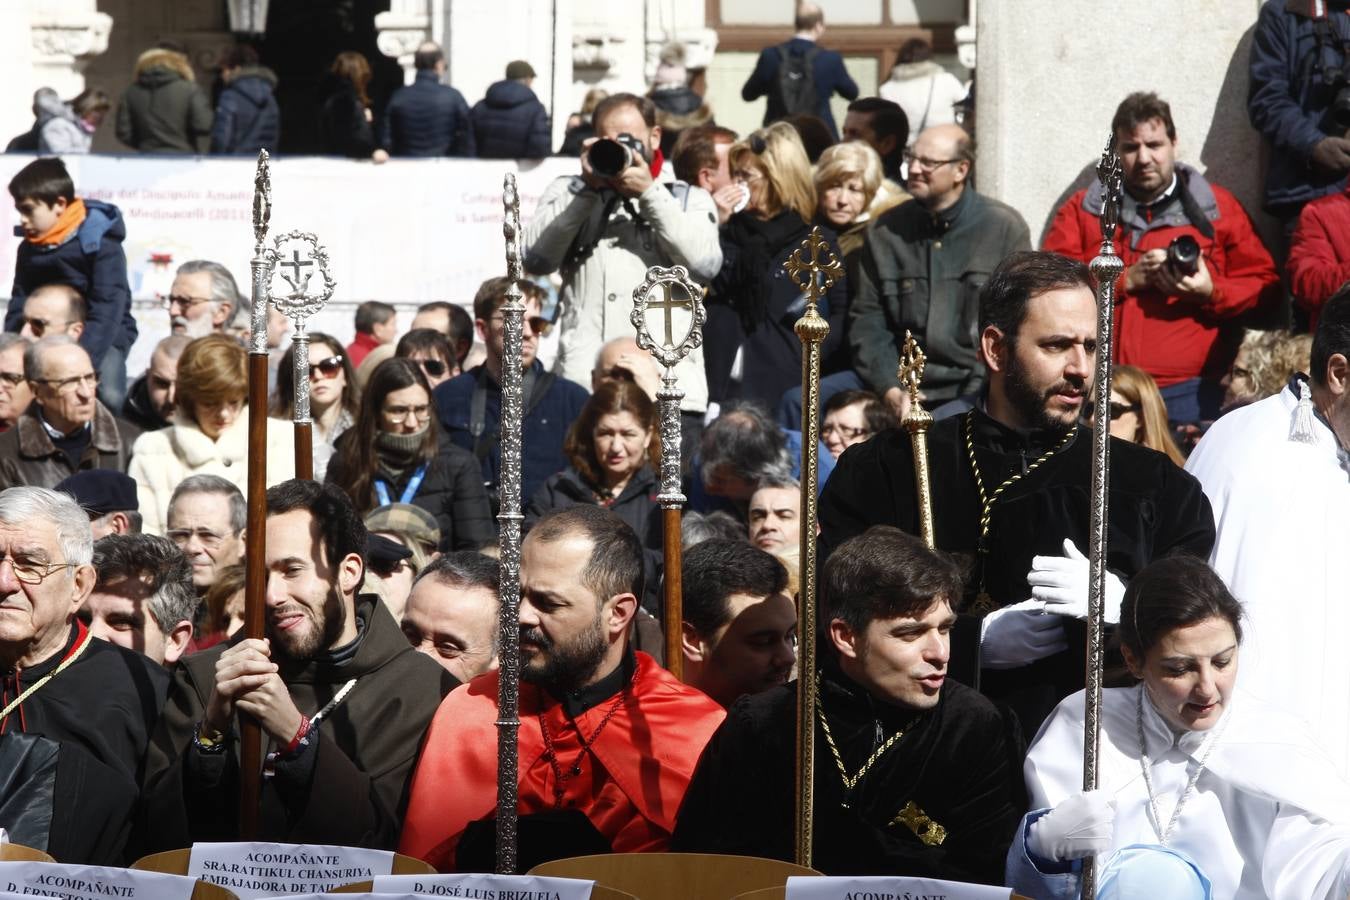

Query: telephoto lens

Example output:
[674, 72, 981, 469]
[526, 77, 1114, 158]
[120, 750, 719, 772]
[586, 139, 633, 179]
[1166, 234, 1201, 278]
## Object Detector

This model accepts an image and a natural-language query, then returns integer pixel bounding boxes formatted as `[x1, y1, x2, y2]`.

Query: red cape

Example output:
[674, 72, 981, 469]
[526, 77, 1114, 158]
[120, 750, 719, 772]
[399, 651, 725, 871]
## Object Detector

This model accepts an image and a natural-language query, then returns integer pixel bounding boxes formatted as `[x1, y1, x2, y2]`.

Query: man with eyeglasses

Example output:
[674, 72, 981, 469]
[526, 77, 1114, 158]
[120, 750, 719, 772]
[0, 333, 34, 432]
[123, 334, 190, 432]
[166, 259, 239, 339]
[435, 276, 589, 507]
[20, 283, 85, 342]
[164, 474, 245, 596]
[0, 486, 169, 863]
[851, 123, 1031, 423]
[0, 335, 139, 491]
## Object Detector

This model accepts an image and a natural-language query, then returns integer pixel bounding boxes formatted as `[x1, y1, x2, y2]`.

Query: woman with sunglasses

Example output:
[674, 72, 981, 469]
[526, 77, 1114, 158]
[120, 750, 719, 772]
[1009, 555, 1350, 899]
[326, 357, 493, 552]
[271, 332, 359, 480]
[130, 334, 294, 534]
[704, 121, 849, 411]
[1085, 365, 1185, 466]
[395, 328, 456, 389]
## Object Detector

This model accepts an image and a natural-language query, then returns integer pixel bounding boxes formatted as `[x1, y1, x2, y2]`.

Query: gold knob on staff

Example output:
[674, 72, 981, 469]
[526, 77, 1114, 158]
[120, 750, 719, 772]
[898, 331, 935, 548]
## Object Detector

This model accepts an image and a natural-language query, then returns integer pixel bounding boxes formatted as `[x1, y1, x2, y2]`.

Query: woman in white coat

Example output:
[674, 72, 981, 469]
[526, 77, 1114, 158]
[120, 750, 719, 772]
[1008, 555, 1350, 899]
[877, 38, 967, 148]
[129, 334, 293, 534]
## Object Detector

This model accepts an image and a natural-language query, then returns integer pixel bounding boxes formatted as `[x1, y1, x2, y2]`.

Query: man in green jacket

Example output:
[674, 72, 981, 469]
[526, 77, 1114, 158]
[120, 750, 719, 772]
[851, 124, 1031, 418]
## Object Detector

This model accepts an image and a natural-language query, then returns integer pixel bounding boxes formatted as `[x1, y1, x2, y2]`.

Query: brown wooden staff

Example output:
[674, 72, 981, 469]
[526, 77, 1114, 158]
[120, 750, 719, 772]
[630, 265, 706, 678]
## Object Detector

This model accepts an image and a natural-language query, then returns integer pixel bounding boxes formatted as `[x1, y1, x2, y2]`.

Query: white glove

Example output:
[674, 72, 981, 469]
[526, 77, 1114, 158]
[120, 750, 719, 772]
[1027, 790, 1116, 861]
[979, 599, 1068, 669]
[1027, 539, 1125, 624]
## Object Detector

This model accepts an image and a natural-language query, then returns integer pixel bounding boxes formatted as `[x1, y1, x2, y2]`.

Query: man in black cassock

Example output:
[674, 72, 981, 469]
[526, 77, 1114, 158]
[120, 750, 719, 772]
[139, 480, 455, 850]
[0, 486, 168, 864]
[673, 526, 1022, 882]
[818, 251, 1215, 735]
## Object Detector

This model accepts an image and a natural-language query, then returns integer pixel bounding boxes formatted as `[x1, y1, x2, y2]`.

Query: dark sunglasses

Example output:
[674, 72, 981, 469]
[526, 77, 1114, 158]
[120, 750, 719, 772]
[417, 358, 448, 378]
[1084, 400, 1141, 421]
[308, 355, 343, 379]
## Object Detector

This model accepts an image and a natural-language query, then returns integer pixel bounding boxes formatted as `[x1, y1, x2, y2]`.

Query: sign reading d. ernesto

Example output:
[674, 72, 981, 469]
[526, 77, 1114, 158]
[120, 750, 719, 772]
[187, 842, 395, 899]
[785, 875, 1012, 900]
[0, 861, 195, 900]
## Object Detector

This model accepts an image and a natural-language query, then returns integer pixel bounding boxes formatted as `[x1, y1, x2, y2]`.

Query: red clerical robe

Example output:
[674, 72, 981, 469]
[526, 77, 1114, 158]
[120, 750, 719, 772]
[399, 651, 725, 870]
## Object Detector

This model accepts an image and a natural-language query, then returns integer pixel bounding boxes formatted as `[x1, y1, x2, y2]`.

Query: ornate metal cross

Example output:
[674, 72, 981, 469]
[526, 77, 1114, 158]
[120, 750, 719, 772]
[279, 249, 313, 295]
[646, 280, 690, 347]
[898, 330, 927, 407]
[784, 228, 844, 310]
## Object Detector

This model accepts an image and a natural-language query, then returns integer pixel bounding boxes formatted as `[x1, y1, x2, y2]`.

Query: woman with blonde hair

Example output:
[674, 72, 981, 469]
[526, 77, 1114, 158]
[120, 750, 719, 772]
[1088, 364, 1186, 465]
[129, 334, 294, 533]
[1221, 329, 1313, 412]
[814, 140, 906, 280]
[705, 121, 849, 410]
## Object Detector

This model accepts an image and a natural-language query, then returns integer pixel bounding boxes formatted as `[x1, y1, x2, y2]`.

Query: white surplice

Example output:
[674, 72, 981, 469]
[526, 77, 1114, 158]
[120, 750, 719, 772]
[1024, 686, 1350, 899]
[1184, 384, 1350, 776]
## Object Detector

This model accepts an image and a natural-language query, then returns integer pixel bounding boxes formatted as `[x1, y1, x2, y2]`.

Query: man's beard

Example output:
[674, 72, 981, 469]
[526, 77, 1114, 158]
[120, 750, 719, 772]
[173, 313, 215, 338]
[1003, 347, 1085, 434]
[520, 613, 608, 695]
[267, 582, 347, 662]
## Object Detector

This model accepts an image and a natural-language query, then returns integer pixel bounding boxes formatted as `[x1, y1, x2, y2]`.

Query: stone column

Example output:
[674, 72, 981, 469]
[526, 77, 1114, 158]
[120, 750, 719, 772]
[29, 0, 112, 98]
[976, 1, 1269, 245]
[375, 0, 433, 86]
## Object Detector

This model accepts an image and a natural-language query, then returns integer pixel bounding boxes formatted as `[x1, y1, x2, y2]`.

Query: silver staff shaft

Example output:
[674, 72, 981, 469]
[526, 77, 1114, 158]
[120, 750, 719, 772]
[1081, 137, 1124, 900]
[495, 172, 526, 875]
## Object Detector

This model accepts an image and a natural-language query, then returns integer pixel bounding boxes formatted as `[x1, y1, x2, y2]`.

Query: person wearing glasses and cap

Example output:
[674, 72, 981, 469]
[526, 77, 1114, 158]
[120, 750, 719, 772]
[129, 334, 294, 535]
[850, 123, 1031, 424]
[329, 357, 494, 553]
[0, 335, 139, 491]
[0, 486, 169, 863]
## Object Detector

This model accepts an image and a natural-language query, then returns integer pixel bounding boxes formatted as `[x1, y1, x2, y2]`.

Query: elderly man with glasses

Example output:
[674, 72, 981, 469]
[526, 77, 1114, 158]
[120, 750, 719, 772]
[0, 335, 139, 490]
[166, 259, 241, 339]
[0, 485, 169, 863]
[850, 123, 1031, 422]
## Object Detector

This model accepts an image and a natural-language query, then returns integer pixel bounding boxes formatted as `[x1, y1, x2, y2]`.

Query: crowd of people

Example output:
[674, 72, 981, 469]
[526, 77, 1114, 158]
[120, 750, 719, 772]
[4, 1, 1350, 896]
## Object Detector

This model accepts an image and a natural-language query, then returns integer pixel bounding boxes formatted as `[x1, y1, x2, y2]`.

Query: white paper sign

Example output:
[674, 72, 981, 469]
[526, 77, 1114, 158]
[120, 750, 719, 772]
[0, 892, 57, 900]
[372, 872, 595, 898]
[785, 875, 1012, 900]
[187, 842, 395, 899]
[0, 861, 195, 900]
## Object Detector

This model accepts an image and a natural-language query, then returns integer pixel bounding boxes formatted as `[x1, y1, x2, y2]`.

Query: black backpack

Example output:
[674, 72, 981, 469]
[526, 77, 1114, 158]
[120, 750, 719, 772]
[775, 45, 821, 116]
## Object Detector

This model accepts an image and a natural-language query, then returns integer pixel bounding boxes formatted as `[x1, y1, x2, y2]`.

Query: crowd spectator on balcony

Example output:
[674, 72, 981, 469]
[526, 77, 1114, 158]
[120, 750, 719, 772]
[649, 43, 713, 157]
[472, 60, 551, 159]
[36, 87, 111, 155]
[382, 41, 474, 158]
[209, 44, 280, 156]
[115, 46, 212, 153]
[559, 87, 607, 156]
[878, 38, 967, 149]
[320, 51, 386, 161]
[740, 2, 858, 139]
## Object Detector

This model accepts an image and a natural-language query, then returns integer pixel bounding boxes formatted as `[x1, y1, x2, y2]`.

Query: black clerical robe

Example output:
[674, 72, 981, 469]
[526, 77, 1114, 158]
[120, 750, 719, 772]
[818, 410, 1216, 733]
[139, 596, 455, 850]
[673, 664, 1023, 883]
[0, 620, 169, 864]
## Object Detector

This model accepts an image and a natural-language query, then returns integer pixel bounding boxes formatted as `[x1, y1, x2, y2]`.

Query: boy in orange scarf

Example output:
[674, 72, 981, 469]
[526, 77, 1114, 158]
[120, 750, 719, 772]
[7, 157, 134, 411]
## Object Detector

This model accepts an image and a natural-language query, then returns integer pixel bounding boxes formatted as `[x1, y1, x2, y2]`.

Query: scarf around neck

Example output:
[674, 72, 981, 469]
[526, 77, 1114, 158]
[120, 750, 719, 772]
[28, 198, 86, 247]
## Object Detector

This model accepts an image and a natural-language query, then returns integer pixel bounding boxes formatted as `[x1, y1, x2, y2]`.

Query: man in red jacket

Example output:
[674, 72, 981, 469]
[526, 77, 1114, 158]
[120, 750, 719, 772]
[398, 505, 726, 873]
[1044, 92, 1280, 425]
[1288, 184, 1350, 331]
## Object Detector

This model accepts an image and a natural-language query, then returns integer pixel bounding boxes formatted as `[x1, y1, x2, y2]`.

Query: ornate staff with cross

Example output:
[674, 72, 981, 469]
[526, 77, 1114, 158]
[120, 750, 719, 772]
[264, 234, 336, 479]
[631, 265, 706, 679]
[898, 331, 935, 548]
[495, 173, 526, 875]
[787, 226, 843, 868]
[1080, 137, 1125, 900]
[239, 149, 272, 837]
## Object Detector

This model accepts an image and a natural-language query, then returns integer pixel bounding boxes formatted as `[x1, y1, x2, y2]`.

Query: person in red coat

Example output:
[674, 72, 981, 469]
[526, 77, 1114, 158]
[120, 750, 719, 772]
[1043, 92, 1280, 425]
[1287, 185, 1350, 331]
[398, 504, 726, 873]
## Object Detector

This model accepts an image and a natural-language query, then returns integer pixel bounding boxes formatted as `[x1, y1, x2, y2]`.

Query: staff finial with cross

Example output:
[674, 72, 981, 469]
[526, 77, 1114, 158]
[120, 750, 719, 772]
[784, 227, 843, 314]
[898, 330, 927, 408]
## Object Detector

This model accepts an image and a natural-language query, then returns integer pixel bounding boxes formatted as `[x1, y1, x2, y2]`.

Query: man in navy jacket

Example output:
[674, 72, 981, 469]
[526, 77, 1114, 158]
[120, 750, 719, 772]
[380, 41, 475, 157]
[740, 2, 859, 138]
[472, 60, 551, 159]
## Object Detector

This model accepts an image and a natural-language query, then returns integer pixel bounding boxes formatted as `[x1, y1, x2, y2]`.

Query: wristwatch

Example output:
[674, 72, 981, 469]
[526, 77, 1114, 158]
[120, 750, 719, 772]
[192, 721, 228, 754]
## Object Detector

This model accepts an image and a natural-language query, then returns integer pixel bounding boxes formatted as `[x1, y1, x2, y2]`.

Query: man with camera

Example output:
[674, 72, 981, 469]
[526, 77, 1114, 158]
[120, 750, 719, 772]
[523, 92, 721, 434]
[1044, 92, 1280, 426]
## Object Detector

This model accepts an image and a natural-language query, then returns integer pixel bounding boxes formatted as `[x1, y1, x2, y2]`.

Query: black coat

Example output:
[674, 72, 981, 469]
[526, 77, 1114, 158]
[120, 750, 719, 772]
[210, 67, 281, 155]
[327, 429, 495, 552]
[471, 80, 551, 159]
[674, 663, 1023, 883]
[818, 409, 1216, 734]
[139, 597, 456, 849]
[380, 70, 475, 157]
[320, 82, 377, 158]
[705, 211, 849, 409]
[122, 372, 169, 432]
[0, 622, 169, 864]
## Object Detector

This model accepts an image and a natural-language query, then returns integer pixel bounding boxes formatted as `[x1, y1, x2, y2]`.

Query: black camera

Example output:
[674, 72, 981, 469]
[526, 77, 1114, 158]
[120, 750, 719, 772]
[586, 133, 647, 178]
[1166, 234, 1201, 278]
